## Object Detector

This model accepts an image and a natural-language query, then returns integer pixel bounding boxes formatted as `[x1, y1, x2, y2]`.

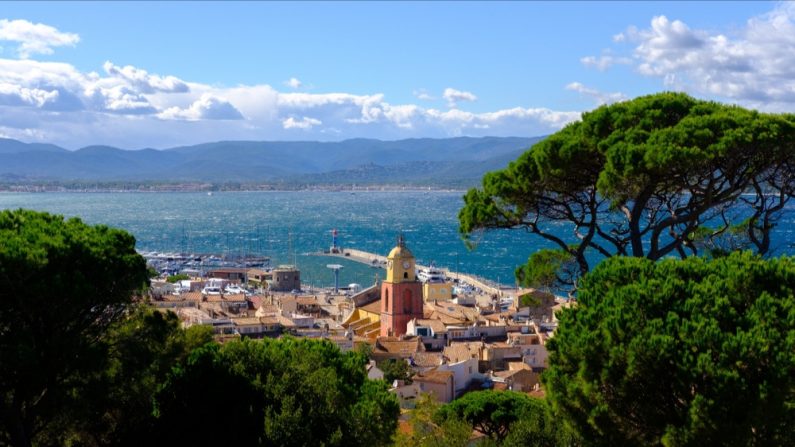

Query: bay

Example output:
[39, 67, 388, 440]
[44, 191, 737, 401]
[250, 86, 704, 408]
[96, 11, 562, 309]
[0, 191, 547, 289]
[3, 191, 794, 290]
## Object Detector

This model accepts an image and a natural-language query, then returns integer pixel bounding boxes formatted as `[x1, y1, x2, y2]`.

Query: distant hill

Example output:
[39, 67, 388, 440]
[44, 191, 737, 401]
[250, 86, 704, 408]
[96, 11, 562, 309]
[0, 136, 544, 186]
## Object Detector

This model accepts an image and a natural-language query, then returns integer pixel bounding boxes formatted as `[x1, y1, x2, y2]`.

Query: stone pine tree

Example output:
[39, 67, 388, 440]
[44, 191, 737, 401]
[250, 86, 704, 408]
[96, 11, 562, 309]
[152, 337, 400, 446]
[544, 252, 795, 446]
[0, 209, 149, 447]
[459, 92, 795, 292]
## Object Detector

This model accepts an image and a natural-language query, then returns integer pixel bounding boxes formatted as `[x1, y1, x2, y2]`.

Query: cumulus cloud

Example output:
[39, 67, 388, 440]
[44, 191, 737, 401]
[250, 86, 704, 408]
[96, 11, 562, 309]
[443, 87, 477, 108]
[0, 83, 59, 107]
[588, 3, 795, 109]
[282, 116, 321, 129]
[158, 94, 244, 120]
[0, 18, 581, 148]
[103, 61, 189, 93]
[566, 82, 628, 105]
[0, 19, 79, 58]
[284, 77, 302, 89]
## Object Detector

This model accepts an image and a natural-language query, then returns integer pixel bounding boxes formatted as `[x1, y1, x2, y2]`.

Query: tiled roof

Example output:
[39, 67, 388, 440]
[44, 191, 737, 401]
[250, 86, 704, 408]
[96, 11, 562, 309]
[296, 296, 320, 306]
[375, 337, 425, 356]
[411, 352, 444, 368]
[224, 293, 247, 302]
[414, 368, 453, 384]
[444, 342, 483, 363]
[233, 317, 263, 326]
[360, 299, 382, 314]
[182, 292, 203, 302]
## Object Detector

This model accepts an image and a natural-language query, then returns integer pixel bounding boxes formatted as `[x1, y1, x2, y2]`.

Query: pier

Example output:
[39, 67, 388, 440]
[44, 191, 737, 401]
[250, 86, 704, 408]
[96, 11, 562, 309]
[316, 248, 506, 297]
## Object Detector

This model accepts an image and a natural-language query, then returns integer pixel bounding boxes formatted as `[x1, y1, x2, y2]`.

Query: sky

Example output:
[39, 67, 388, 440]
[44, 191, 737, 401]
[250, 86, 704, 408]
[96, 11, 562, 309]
[0, 1, 789, 149]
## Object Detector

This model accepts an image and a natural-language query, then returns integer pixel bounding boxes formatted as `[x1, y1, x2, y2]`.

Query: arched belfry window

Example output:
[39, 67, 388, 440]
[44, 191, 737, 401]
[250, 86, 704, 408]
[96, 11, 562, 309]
[403, 272, 408, 279]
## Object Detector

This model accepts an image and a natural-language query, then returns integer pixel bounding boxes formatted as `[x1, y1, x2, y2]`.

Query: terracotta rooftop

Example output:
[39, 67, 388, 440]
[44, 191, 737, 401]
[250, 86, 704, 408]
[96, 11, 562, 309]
[182, 292, 203, 302]
[360, 298, 382, 314]
[233, 317, 264, 326]
[413, 318, 447, 334]
[410, 352, 444, 368]
[296, 296, 321, 306]
[224, 293, 247, 302]
[444, 342, 483, 363]
[375, 337, 425, 356]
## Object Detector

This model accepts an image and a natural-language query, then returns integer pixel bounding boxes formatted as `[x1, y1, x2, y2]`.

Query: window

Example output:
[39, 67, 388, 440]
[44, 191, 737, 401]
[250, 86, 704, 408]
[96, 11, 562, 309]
[403, 272, 408, 279]
[385, 289, 389, 310]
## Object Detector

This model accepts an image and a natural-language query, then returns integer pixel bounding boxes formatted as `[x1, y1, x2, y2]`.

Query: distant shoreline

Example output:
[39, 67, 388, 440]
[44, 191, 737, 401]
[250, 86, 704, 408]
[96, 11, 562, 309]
[0, 183, 469, 193]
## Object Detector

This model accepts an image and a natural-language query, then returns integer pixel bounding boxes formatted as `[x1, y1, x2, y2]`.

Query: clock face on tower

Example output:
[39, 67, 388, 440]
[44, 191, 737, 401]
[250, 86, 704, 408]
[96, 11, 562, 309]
[402, 260, 411, 269]
[387, 260, 393, 269]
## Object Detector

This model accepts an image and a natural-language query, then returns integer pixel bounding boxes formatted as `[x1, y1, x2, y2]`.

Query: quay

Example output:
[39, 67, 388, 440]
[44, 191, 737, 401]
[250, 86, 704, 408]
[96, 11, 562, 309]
[315, 247, 506, 297]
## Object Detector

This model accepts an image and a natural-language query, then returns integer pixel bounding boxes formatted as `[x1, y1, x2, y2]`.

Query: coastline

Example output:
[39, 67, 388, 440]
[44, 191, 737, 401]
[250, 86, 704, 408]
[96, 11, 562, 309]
[0, 183, 469, 193]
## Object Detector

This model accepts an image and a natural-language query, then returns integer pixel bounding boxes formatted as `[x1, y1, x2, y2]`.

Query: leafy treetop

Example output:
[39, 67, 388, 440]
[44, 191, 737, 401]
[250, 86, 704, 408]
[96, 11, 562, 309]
[459, 92, 795, 291]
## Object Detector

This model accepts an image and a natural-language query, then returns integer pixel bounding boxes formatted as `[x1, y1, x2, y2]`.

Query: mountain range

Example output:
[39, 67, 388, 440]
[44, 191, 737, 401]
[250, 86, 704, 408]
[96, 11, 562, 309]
[0, 136, 543, 187]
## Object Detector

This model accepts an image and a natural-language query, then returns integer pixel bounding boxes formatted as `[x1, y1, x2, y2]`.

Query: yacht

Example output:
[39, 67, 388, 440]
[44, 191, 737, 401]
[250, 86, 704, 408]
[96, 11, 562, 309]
[224, 284, 246, 295]
[417, 264, 446, 283]
[202, 278, 223, 295]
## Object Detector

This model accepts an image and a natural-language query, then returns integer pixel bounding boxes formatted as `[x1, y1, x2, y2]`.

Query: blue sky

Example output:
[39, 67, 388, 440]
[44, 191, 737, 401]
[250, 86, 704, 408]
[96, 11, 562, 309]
[0, 1, 787, 148]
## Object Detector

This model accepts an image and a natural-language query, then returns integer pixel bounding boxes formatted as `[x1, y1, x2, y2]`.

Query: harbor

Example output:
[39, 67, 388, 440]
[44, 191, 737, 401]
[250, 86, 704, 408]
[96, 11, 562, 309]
[315, 247, 509, 297]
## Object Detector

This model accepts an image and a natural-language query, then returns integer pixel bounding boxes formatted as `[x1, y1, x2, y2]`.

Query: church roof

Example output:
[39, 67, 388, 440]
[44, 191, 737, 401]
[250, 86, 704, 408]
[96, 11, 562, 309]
[387, 233, 414, 259]
[388, 245, 414, 259]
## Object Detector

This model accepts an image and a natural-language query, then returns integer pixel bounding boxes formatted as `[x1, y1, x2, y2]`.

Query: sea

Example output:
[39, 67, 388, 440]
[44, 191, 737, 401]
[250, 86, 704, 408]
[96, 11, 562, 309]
[2, 190, 794, 290]
[0, 191, 550, 289]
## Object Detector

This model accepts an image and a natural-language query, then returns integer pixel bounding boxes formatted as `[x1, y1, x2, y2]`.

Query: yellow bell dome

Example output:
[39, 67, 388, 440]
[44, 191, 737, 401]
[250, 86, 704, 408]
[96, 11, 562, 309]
[385, 234, 416, 283]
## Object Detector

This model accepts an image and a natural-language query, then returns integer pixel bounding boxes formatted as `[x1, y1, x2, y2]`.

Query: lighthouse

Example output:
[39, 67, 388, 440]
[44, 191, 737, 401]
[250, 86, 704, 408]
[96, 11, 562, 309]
[330, 228, 341, 254]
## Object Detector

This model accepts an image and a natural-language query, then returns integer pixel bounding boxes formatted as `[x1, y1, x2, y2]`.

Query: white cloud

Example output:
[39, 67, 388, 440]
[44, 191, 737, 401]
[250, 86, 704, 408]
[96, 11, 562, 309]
[442, 87, 477, 108]
[284, 77, 302, 89]
[0, 19, 79, 58]
[580, 54, 632, 71]
[0, 19, 581, 148]
[103, 61, 189, 93]
[282, 116, 321, 130]
[158, 94, 244, 120]
[413, 89, 435, 101]
[565, 82, 628, 105]
[0, 83, 59, 107]
[591, 3, 795, 109]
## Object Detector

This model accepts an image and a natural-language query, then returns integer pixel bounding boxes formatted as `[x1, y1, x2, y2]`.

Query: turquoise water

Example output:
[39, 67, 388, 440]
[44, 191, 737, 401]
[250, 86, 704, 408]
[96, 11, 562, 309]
[3, 191, 794, 289]
[0, 191, 547, 288]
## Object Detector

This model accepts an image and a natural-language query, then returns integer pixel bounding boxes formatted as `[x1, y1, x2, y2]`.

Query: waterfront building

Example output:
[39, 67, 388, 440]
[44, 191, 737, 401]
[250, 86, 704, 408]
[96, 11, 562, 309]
[422, 281, 453, 301]
[380, 235, 424, 337]
[270, 265, 300, 291]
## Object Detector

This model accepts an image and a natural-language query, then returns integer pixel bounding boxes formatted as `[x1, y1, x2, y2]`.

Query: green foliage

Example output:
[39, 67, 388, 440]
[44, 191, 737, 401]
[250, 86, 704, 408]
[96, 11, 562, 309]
[379, 358, 413, 384]
[460, 92, 795, 291]
[544, 252, 795, 446]
[395, 394, 472, 447]
[165, 273, 190, 283]
[183, 324, 214, 351]
[153, 337, 400, 446]
[0, 209, 148, 447]
[516, 248, 577, 291]
[436, 391, 540, 443]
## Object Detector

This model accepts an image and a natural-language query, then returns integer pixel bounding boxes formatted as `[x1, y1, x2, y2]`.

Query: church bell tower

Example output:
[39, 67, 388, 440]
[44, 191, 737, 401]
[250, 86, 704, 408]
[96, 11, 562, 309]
[380, 234, 424, 337]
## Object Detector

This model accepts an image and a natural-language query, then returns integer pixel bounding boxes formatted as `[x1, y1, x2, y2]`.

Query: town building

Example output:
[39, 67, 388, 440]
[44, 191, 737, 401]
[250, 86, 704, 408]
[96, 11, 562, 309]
[270, 265, 300, 292]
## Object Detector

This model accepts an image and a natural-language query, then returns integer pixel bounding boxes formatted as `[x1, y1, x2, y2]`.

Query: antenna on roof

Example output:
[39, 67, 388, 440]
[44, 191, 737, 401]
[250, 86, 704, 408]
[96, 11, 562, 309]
[397, 232, 406, 248]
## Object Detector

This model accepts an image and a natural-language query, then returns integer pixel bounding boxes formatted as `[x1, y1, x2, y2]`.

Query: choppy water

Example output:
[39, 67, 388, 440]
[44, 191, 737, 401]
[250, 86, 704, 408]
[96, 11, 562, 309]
[3, 191, 794, 289]
[0, 191, 549, 288]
